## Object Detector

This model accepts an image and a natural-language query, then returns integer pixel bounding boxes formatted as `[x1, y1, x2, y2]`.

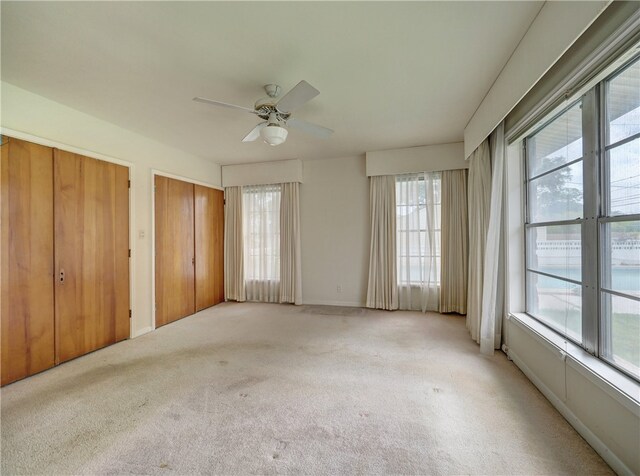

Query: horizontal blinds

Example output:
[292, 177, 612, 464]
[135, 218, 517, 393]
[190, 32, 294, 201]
[506, 1, 640, 142]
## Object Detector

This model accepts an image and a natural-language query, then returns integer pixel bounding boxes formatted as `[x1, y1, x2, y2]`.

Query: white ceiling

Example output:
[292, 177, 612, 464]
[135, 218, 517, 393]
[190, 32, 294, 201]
[1, 1, 543, 165]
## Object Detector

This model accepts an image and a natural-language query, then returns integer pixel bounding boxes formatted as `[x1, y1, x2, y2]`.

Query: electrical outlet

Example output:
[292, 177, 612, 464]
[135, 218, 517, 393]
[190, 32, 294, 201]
[337, 285, 342, 293]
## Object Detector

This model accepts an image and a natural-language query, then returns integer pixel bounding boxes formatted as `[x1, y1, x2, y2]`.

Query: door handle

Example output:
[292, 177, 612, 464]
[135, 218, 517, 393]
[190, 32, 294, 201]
[59, 269, 65, 284]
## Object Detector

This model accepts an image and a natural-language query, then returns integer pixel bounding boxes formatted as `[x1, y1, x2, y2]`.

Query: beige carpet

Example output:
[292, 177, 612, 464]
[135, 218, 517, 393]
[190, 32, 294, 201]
[1, 303, 612, 475]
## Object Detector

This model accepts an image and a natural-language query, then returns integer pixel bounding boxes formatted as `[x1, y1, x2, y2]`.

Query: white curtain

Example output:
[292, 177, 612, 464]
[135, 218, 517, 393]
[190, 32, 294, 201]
[467, 140, 492, 343]
[224, 186, 245, 302]
[279, 182, 302, 305]
[480, 123, 506, 354]
[440, 169, 469, 314]
[396, 172, 441, 312]
[366, 175, 398, 310]
[243, 184, 281, 302]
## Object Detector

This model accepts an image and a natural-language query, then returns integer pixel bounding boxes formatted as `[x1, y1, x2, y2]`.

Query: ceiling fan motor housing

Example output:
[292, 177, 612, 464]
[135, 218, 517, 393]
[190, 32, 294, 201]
[254, 83, 283, 112]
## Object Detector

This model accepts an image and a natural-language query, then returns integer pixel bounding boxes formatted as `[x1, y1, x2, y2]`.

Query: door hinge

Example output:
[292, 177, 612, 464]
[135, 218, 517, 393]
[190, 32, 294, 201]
[192, 257, 195, 265]
[128, 249, 131, 258]
[223, 198, 226, 205]
[128, 180, 131, 188]
[129, 309, 132, 318]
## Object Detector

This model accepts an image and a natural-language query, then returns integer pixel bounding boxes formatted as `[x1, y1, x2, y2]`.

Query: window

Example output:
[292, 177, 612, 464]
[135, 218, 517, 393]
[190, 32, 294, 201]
[243, 184, 281, 282]
[524, 54, 640, 380]
[601, 58, 640, 377]
[525, 100, 584, 343]
[396, 173, 441, 286]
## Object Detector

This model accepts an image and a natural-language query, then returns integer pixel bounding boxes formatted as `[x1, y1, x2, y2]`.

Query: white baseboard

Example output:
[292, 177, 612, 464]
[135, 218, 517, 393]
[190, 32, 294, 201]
[131, 326, 153, 339]
[509, 348, 634, 476]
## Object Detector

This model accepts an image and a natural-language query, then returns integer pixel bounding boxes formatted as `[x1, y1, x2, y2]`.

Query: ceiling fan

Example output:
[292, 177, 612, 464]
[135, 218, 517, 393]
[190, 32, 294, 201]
[194, 81, 333, 146]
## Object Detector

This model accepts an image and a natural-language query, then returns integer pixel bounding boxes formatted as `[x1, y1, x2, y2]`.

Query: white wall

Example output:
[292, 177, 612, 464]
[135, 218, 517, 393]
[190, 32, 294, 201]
[1, 82, 222, 337]
[300, 156, 369, 307]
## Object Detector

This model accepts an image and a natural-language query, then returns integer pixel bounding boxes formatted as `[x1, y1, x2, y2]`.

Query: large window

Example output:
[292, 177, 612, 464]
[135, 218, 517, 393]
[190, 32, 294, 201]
[601, 58, 640, 377]
[243, 184, 281, 282]
[396, 173, 441, 286]
[525, 100, 584, 343]
[524, 55, 640, 380]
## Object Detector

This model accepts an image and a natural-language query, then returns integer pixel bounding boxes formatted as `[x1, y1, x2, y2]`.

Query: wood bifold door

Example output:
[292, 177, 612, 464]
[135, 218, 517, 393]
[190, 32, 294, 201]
[1, 137, 130, 386]
[155, 176, 224, 327]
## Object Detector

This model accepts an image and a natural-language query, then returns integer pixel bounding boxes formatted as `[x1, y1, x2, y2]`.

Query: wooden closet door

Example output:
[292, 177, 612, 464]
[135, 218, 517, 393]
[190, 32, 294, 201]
[195, 185, 225, 311]
[54, 149, 130, 364]
[155, 176, 195, 327]
[1, 138, 55, 385]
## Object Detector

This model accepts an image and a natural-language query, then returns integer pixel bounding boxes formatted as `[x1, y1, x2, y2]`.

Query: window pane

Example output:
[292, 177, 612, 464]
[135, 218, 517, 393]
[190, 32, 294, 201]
[607, 58, 640, 145]
[412, 231, 425, 255]
[527, 224, 581, 282]
[397, 230, 423, 256]
[397, 205, 425, 230]
[528, 101, 583, 177]
[397, 259, 407, 282]
[602, 221, 640, 298]
[602, 292, 640, 378]
[397, 230, 406, 254]
[607, 138, 640, 216]
[396, 207, 408, 230]
[527, 271, 582, 341]
[528, 161, 583, 223]
[398, 256, 423, 283]
[396, 175, 426, 205]
[409, 257, 422, 282]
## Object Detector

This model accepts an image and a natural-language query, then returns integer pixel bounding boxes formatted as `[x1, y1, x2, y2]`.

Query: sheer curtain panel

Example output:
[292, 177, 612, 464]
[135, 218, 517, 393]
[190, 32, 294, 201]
[440, 169, 469, 314]
[224, 186, 245, 302]
[279, 182, 302, 305]
[396, 173, 441, 312]
[480, 123, 506, 354]
[243, 184, 281, 302]
[467, 140, 492, 343]
[366, 175, 398, 310]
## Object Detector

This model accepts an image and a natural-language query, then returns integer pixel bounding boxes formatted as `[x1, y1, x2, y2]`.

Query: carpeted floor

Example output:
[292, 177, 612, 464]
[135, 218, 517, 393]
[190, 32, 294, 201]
[1, 303, 612, 475]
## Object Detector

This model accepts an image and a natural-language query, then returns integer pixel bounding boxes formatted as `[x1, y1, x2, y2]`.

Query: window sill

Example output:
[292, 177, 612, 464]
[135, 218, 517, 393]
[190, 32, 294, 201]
[508, 312, 640, 413]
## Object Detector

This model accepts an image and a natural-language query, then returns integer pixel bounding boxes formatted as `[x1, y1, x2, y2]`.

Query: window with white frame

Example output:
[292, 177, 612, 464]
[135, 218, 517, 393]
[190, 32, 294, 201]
[524, 54, 639, 380]
[243, 184, 281, 282]
[396, 173, 442, 286]
[600, 58, 640, 378]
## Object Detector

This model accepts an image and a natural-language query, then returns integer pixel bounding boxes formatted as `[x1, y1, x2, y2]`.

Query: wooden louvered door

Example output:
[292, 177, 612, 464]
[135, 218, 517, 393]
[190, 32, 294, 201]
[155, 176, 196, 327]
[1, 138, 55, 385]
[54, 149, 130, 364]
[195, 185, 225, 311]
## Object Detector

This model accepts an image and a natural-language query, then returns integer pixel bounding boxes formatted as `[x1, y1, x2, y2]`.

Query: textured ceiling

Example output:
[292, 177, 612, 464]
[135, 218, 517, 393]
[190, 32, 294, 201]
[1, 1, 543, 164]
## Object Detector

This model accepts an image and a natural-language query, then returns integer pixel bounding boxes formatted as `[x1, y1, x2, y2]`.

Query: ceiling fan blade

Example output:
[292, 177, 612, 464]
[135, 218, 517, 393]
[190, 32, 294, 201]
[287, 117, 333, 139]
[242, 122, 267, 142]
[276, 80, 320, 113]
[193, 97, 258, 114]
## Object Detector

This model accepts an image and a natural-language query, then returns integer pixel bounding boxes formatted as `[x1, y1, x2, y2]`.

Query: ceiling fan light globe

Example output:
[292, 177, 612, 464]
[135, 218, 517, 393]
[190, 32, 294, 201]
[260, 125, 288, 146]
